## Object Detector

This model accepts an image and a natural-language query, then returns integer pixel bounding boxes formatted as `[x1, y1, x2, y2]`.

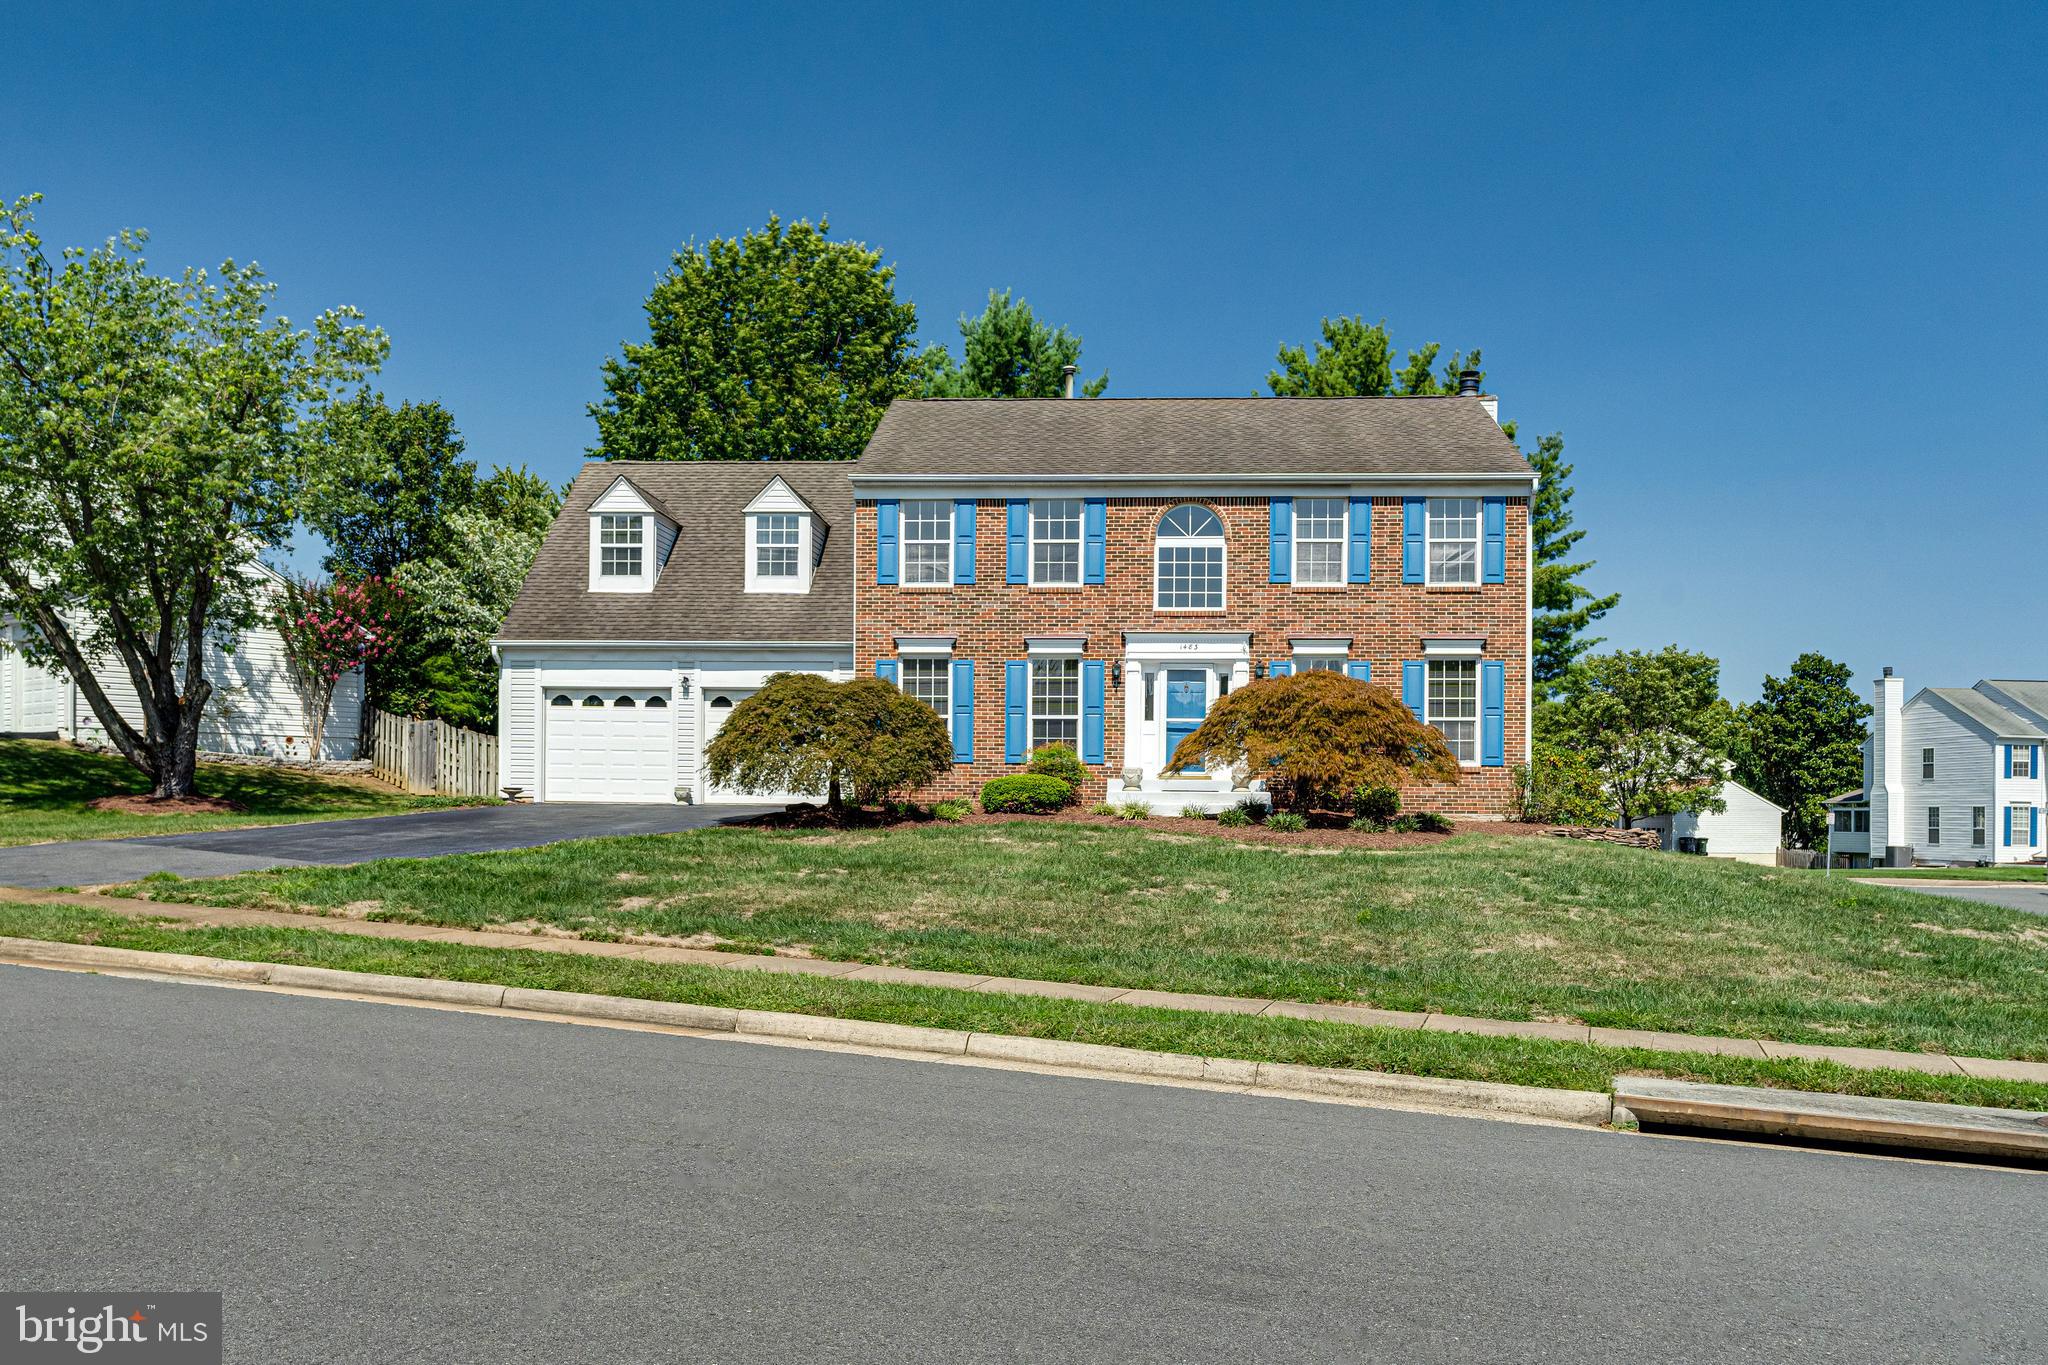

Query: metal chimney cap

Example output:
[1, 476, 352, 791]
[1456, 369, 1482, 396]
[1882, 665, 1894, 677]
[1061, 364, 1079, 399]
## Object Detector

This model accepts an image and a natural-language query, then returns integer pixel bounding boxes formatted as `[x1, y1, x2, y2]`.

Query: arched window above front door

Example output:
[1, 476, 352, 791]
[1155, 504, 1225, 611]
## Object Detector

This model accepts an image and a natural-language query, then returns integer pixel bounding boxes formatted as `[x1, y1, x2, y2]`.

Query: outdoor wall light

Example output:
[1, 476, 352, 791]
[677, 678, 693, 699]
[1252, 661, 1266, 679]
[1110, 662, 1123, 687]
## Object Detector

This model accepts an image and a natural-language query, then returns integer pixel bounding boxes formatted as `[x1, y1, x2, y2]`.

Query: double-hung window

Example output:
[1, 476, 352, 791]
[1154, 504, 1225, 610]
[1426, 498, 1480, 586]
[2015, 747, 2036, 779]
[1426, 659, 1479, 764]
[1298, 657, 1346, 673]
[898, 658, 951, 736]
[1973, 807, 1987, 847]
[1030, 658, 1080, 750]
[753, 513, 800, 582]
[1294, 498, 1345, 586]
[1030, 500, 1082, 586]
[2013, 805, 2036, 847]
[1922, 747, 1935, 779]
[599, 515, 645, 578]
[902, 501, 953, 586]
[1926, 806, 1941, 845]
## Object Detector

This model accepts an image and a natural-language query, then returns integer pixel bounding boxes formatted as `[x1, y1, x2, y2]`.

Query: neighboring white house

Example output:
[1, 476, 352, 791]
[1, 561, 363, 760]
[1630, 779, 1786, 865]
[1826, 668, 2048, 868]
[492, 463, 854, 804]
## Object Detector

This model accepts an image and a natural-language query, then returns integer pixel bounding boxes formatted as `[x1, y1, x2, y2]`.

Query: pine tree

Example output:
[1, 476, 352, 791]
[918, 289, 1106, 398]
[1526, 432, 1620, 691]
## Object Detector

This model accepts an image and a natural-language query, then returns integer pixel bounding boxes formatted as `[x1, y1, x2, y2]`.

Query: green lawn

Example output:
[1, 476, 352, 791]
[4, 901, 2042, 1111]
[1841, 866, 2047, 883]
[118, 820, 2048, 1061]
[0, 737, 488, 846]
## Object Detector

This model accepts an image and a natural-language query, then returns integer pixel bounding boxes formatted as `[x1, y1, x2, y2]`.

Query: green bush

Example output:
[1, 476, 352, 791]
[1353, 784, 1400, 824]
[1215, 807, 1252, 828]
[1180, 804, 1211, 820]
[1265, 811, 1308, 833]
[1026, 744, 1088, 800]
[705, 673, 951, 812]
[1233, 798, 1268, 823]
[1086, 801, 1119, 817]
[1347, 816, 1379, 833]
[933, 799, 971, 822]
[980, 774, 1073, 814]
[1391, 814, 1421, 832]
[1116, 801, 1151, 821]
[1413, 810, 1455, 834]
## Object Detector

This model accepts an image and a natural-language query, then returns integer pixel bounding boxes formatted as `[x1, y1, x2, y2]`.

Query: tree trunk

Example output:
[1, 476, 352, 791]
[826, 774, 843, 815]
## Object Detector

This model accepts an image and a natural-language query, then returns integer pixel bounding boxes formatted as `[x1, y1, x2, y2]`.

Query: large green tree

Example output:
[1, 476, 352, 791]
[590, 216, 922, 461]
[0, 194, 384, 797]
[388, 505, 551, 729]
[1267, 316, 1480, 397]
[918, 289, 1107, 398]
[307, 394, 473, 580]
[1547, 647, 1732, 828]
[1727, 652, 1869, 850]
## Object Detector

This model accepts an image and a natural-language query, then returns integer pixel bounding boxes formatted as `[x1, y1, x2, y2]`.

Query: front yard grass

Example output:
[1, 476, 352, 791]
[0, 737, 487, 846]
[4, 901, 2043, 1112]
[1840, 866, 2047, 883]
[114, 821, 2048, 1062]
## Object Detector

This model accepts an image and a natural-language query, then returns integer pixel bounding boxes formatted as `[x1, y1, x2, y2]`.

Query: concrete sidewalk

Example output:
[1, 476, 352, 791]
[7, 885, 2045, 1084]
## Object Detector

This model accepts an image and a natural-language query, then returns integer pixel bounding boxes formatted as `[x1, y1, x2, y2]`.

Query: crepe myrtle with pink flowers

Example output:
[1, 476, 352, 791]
[274, 576, 402, 757]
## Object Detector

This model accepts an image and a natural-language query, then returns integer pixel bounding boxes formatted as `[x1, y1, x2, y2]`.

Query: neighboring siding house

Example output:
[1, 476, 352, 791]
[852, 391, 1535, 813]
[1, 563, 364, 760]
[493, 463, 854, 804]
[1630, 780, 1785, 865]
[1840, 668, 2048, 867]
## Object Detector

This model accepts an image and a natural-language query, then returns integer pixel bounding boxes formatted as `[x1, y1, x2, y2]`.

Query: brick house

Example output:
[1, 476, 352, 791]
[852, 388, 1535, 814]
[495, 387, 1534, 813]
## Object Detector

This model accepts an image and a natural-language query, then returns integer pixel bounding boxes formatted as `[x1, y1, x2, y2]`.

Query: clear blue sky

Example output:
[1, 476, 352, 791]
[10, 2, 2043, 701]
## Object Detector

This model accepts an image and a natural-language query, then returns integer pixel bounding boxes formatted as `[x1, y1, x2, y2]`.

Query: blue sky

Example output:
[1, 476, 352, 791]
[9, 2, 2044, 701]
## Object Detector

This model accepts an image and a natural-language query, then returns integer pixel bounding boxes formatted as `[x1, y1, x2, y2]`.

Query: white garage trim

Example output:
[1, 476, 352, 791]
[543, 688, 676, 803]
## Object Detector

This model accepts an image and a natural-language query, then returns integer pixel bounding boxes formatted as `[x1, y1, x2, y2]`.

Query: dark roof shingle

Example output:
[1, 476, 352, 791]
[498, 462, 853, 644]
[853, 396, 1534, 480]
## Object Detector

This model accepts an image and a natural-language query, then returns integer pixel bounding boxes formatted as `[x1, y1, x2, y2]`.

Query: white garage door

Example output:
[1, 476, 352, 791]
[702, 688, 815, 804]
[543, 690, 674, 803]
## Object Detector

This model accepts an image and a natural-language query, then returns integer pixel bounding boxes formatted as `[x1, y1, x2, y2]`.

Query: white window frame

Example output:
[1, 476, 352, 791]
[1973, 806, 1987, 847]
[1029, 657, 1081, 752]
[1154, 504, 1226, 612]
[1926, 806, 1940, 846]
[1425, 658, 1480, 766]
[2014, 747, 2036, 779]
[2013, 805, 2035, 847]
[597, 514, 645, 579]
[1029, 499, 1083, 587]
[1922, 747, 1935, 780]
[746, 512, 811, 594]
[901, 500, 953, 588]
[898, 657, 952, 738]
[1293, 497, 1346, 586]
[1426, 497, 1481, 587]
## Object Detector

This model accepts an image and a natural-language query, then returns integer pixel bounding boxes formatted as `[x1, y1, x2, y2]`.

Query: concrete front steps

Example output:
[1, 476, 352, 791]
[1105, 774, 1267, 816]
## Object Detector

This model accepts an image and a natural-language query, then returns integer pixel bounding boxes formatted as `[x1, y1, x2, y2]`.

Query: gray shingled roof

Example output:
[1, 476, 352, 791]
[1983, 679, 2048, 724]
[1924, 687, 2045, 740]
[498, 462, 853, 644]
[853, 396, 1534, 480]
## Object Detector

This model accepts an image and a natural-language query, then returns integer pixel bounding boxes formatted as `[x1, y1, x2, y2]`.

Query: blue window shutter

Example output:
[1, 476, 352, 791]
[950, 659, 974, 764]
[875, 500, 899, 585]
[1083, 498, 1107, 584]
[1402, 660, 1426, 722]
[1004, 661, 1028, 763]
[1268, 660, 1293, 678]
[875, 658, 898, 685]
[1482, 497, 1506, 584]
[1345, 660, 1372, 683]
[1268, 498, 1292, 584]
[2033, 807, 2040, 847]
[1006, 500, 1028, 584]
[2006, 745, 2014, 779]
[2005, 806, 2014, 847]
[953, 500, 977, 585]
[1402, 498, 1426, 583]
[2035, 745, 2041, 776]
[1348, 497, 1372, 583]
[1481, 660, 1506, 767]
[1082, 660, 1105, 764]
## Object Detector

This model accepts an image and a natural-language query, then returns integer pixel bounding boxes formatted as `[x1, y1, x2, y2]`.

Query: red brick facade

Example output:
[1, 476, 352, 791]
[854, 495, 1530, 814]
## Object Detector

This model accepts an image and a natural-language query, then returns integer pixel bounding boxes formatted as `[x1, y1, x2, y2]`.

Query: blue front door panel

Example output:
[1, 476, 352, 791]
[1165, 669, 1207, 772]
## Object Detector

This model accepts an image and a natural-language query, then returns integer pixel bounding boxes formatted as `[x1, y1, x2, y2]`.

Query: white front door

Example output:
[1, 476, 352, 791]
[543, 689, 674, 803]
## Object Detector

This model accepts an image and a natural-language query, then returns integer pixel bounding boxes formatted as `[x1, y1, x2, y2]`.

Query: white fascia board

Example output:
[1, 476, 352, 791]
[849, 473, 1539, 497]
[743, 477, 813, 516]
[590, 476, 657, 514]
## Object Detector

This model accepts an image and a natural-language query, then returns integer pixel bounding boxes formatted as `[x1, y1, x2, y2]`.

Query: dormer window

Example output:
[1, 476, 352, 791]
[754, 513, 801, 582]
[599, 515, 644, 578]
[743, 476, 818, 594]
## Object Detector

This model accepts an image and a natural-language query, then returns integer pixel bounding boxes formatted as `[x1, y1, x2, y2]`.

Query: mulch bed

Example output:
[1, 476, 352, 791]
[739, 804, 1578, 850]
[87, 794, 245, 816]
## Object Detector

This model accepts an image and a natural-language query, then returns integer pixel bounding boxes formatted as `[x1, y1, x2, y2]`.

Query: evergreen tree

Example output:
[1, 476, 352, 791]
[1527, 432, 1620, 690]
[1728, 653, 1870, 850]
[918, 289, 1106, 398]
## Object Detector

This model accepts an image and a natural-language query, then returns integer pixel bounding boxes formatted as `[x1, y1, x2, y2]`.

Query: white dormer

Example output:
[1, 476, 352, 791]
[744, 477, 818, 594]
[587, 476, 674, 594]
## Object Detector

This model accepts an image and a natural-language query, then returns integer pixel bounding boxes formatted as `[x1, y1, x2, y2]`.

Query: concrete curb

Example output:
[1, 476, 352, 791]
[0, 935, 1619, 1129]
[1615, 1077, 2048, 1160]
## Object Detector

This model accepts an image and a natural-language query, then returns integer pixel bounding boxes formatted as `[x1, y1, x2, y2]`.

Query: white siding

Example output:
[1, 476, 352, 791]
[1632, 781, 1785, 864]
[1991, 740, 2047, 864]
[499, 658, 539, 794]
[1902, 698, 2000, 865]
[673, 663, 699, 798]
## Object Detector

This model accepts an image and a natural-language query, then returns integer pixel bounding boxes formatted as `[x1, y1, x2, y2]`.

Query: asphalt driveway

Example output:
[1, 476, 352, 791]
[0, 801, 777, 890]
[1870, 879, 2048, 917]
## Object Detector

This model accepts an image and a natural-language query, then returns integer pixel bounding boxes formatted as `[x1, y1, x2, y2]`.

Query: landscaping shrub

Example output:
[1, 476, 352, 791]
[1232, 798, 1267, 823]
[980, 774, 1073, 814]
[1166, 670, 1458, 815]
[1513, 740, 1613, 826]
[1347, 816, 1378, 833]
[1391, 814, 1421, 832]
[1353, 784, 1400, 825]
[1265, 811, 1308, 833]
[705, 673, 951, 813]
[1115, 801, 1151, 821]
[1180, 804, 1211, 820]
[1215, 807, 1252, 828]
[1026, 744, 1087, 800]
[1413, 810, 1455, 834]
[932, 799, 971, 822]
[1087, 801, 1119, 817]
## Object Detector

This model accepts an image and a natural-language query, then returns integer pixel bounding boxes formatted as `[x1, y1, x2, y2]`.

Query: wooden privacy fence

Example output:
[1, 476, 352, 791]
[370, 707, 500, 797]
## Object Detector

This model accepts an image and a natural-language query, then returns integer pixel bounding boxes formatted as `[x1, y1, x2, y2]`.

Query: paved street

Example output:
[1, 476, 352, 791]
[0, 801, 776, 889]
[3, 966, 2042, 1363]
[1866, 879, 2048, 917]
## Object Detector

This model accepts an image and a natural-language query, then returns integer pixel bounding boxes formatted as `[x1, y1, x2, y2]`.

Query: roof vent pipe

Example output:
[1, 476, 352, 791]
[1457, 369, 1482, 397]
[1061, 364, 1078, 399]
